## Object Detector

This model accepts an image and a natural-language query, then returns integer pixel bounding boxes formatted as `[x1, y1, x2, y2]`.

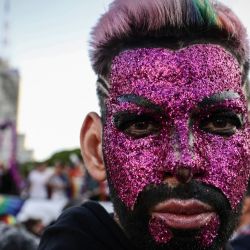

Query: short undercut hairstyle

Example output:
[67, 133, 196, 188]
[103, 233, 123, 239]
[89, 0, 249, 114]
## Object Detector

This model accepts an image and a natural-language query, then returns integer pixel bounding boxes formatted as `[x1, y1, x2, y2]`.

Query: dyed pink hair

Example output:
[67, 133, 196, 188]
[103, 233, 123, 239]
[90, 0, 249, 78]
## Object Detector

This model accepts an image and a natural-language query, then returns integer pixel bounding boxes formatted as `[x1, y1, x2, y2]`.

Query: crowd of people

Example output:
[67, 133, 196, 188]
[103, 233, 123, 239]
[0, 159, 110, 249]
[25, 161, 109, 201]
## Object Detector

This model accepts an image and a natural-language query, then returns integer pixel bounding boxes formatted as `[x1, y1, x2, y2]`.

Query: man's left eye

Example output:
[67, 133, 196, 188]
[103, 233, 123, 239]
[199, 112, 243, 136]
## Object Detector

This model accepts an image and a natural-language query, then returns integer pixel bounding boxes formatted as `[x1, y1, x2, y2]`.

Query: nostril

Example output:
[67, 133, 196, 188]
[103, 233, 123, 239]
[163, 172, 173, 179]
[175, 167, 193, 184]
[193, 171, 205, 179]
[163, 167, 205, 185]
[163, 171, 179, 187]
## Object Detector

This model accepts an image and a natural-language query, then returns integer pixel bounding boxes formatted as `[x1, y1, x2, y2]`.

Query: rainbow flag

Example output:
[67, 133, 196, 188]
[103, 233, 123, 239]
[0, 195, 24, 216]
[0, 214, 16, 225]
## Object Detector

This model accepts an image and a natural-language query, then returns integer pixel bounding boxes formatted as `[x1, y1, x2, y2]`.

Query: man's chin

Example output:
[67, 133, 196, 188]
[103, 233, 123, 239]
[148, 211, 221, 249]
[109, 181, 241, 250]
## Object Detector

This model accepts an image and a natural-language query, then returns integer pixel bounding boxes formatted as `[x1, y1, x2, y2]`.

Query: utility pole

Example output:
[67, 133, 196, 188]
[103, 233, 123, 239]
[1, 0, 10, 61]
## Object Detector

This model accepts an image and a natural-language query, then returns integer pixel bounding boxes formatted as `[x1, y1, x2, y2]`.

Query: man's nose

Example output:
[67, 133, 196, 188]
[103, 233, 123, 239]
[163, 163, 204, 186]
[163, 120, 206, 185]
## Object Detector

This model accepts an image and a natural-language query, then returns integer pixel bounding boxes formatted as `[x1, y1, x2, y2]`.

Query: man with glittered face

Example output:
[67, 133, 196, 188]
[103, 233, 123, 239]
[38, 1, 250, 250]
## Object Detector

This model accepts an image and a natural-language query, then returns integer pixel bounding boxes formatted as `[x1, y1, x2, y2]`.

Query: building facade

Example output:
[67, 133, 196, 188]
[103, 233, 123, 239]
[0, 59, 33, 165]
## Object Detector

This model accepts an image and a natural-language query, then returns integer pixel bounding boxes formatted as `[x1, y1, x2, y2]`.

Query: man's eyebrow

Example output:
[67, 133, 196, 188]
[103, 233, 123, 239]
[198, 91, 240, 108]
[117, 94, 164, 113]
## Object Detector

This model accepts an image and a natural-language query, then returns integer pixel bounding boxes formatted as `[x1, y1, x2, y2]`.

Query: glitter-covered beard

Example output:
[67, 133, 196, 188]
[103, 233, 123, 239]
[108, 181, 241, 250]
[102, 45, 250, 248]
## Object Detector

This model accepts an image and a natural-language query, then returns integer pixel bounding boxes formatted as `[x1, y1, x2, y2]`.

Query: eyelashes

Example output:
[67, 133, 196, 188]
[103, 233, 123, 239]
[113, 112, 162, 138]
[113, 110, 244, 139]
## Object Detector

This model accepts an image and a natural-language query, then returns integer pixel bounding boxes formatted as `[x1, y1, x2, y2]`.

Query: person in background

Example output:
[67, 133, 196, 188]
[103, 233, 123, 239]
[0, 162, 18, 195]
[22, 218, 45, 238]
[0, 222, 39, 250]
[47, 162, 69, 201]
[66, 161, 85, 199]
[27, 163, 51, 199]
[0, 195, 38, 250]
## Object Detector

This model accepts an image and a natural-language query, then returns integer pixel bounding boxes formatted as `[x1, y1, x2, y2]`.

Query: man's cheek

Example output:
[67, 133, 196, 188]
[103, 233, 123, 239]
[197, 130, 250, 209]
[103, 123, 167, 209]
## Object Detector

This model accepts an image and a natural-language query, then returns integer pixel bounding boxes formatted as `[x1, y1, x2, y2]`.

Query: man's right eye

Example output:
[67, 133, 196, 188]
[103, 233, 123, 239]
[113, 113, 162, 138]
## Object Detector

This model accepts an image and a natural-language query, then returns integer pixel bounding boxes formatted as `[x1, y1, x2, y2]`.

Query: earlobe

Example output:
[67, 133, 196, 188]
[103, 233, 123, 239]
[80, 112, 106, 181]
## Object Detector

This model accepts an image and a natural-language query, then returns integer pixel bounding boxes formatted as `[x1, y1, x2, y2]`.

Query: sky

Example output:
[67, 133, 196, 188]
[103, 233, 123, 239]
[0, 0, 249, 161]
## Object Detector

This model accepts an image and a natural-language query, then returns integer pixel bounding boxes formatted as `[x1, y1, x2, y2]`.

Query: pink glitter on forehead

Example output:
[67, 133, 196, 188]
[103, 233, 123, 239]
[103, 44, 250, 213]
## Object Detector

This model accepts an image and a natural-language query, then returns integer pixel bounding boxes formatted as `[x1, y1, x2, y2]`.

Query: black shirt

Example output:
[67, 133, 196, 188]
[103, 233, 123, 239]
[38, 201, 133, 250]
[230, 226, 250, 250]
[38, 201, 233, 250]
[231, 234, 250, 250]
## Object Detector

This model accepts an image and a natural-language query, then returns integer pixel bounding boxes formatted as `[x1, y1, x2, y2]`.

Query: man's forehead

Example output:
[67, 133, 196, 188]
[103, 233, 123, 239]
[108, 44, 243, 104]
[110, 44, 241, 80]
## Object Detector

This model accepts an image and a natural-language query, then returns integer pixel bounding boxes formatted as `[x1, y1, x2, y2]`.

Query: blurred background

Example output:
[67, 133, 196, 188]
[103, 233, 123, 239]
[0, 0, 248, 248]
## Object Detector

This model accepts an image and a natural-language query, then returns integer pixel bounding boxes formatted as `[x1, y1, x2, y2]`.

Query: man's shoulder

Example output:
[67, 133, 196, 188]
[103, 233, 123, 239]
[44, 201, 112, 235]
[59, 201, 109, 224]
[225, 242, 234, 250]
[38, 201, 132, 250]
[230, 225, 250, 250]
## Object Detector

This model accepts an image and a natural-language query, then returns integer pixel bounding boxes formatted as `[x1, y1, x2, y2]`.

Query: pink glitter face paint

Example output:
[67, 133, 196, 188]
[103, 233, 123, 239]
[103, 44, 250, 244]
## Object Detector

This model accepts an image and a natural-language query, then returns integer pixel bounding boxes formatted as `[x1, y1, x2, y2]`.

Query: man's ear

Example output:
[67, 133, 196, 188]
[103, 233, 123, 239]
[80, 112, 106, 181]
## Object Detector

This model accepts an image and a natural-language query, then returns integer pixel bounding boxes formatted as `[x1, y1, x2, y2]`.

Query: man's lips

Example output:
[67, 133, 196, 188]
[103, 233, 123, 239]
[151, 199, 216, 230]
